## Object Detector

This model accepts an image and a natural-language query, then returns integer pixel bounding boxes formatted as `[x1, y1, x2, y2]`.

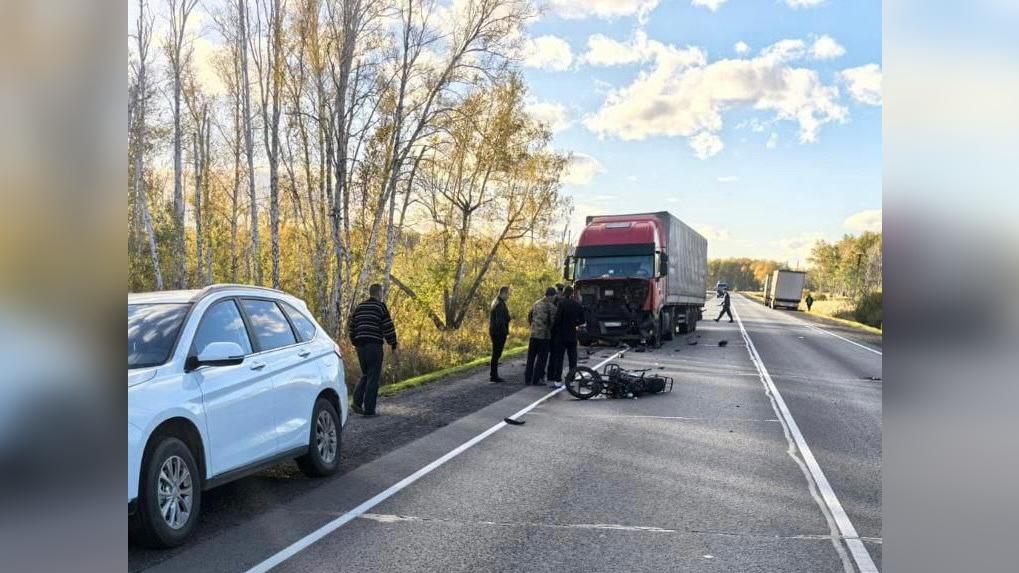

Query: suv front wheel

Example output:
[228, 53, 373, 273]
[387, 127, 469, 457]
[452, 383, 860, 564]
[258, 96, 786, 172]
[296, 398, 341, 477]
[130, 436, 202, 548]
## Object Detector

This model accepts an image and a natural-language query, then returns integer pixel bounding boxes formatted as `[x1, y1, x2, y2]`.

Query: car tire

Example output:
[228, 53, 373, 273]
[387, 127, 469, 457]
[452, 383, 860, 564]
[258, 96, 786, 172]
[297, 398, 341, 478]
[129, 436, 202, 548]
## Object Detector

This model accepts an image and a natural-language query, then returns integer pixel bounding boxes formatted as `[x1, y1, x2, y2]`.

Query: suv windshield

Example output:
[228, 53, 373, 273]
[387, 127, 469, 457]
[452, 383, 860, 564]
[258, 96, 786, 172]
[128, 303, 191, 369]
[575, 255, 654, 280]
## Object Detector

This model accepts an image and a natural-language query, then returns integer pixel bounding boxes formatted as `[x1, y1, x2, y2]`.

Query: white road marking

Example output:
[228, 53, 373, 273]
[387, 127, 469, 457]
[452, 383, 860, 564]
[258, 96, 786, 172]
[244, 348, 627, 573]
[738, 294, 882, 356]
[733, 306, 879, 573]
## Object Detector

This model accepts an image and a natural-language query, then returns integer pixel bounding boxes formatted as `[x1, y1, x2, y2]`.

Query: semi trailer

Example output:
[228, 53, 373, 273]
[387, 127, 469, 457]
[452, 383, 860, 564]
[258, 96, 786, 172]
[766, 269, 807, 310]
[563, 211, 708, 347]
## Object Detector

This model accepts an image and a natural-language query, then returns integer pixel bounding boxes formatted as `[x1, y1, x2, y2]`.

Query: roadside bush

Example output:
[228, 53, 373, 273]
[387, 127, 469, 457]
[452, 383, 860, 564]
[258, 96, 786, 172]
[852, 292, 882, 328]
[812, 293, 828, 301]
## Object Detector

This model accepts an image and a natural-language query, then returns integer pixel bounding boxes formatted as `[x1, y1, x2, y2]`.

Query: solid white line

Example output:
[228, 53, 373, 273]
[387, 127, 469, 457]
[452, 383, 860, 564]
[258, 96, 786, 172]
[733, 306, 879, 573]
[244, 348, 627, 573]
[801, 322, 883, 356]
[738, 294, 882, 356]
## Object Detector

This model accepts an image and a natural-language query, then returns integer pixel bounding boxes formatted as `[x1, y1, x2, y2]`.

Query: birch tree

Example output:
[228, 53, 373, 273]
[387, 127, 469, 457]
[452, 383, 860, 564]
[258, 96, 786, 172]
[165, 0, 199, 288]
[131, 0, 164, 289]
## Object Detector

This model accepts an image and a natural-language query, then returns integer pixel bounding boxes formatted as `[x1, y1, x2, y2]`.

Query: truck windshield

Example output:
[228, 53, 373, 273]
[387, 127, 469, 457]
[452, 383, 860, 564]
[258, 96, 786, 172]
[575, 255, 654, 279]
[128, 303, 191, 369]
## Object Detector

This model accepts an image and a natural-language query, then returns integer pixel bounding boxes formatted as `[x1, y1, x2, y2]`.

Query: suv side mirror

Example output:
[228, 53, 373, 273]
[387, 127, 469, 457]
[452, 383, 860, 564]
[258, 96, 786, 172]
[193, 341, 246, 369]
[659, 252, 669, 277]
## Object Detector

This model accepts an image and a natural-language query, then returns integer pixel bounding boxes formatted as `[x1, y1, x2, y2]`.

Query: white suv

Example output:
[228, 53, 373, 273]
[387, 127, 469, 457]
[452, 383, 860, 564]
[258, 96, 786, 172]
[128, 285, 347, 547]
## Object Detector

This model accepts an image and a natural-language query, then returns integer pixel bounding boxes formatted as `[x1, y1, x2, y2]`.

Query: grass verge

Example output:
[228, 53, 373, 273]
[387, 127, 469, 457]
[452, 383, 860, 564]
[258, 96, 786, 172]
[376, 344, 529, 398]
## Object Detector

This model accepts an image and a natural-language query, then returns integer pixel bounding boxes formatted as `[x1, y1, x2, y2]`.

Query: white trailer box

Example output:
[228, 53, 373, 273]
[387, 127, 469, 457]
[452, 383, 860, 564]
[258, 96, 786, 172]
[768, 270, 806, 310]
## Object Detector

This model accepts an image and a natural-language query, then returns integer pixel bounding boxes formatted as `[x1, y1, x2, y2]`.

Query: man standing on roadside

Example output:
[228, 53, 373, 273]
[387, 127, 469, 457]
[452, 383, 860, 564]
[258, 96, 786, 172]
[489, 286, 512, 383]
[714, 288, 734, 323]
[549, 286, 585, 384]
[348, 283, 398, 416]
[546, 283, 566, 381]
[805, 293, 814, 312]
[524, 287, 556, 386]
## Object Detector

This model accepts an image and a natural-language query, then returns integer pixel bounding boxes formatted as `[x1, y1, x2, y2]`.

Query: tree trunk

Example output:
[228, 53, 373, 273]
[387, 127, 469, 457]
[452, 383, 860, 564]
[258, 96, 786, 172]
[239, 0, 261, 285]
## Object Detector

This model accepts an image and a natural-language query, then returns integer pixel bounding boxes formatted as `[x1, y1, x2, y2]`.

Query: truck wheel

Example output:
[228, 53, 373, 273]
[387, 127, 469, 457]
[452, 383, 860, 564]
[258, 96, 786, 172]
[578, 335, 593, 347]
[662, 311, 674, 341]
[678, 308, 692, 334]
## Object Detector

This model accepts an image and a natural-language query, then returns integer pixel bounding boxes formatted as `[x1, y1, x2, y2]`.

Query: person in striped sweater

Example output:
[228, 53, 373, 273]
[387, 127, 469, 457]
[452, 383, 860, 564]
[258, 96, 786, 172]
[348, 283, 398, 416]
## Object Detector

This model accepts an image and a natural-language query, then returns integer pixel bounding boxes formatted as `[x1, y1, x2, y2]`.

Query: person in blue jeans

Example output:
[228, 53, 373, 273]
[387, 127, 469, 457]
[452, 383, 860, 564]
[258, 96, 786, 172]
[348, 283, 398, 416]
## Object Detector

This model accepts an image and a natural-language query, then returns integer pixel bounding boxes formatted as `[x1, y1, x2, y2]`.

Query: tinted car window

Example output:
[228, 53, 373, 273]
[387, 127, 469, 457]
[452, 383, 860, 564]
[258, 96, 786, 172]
[128, 303, 191, 369]
[281, 302, 317, 341]
[193, 300, 252, 356]
[241, 299, 297, 351]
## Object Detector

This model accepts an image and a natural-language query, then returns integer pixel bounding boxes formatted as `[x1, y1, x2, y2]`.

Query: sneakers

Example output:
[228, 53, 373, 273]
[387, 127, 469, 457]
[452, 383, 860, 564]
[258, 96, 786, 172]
[350, 403, 364, 415]
[548, 381, 564, 389]
[490, 377, 507, 383]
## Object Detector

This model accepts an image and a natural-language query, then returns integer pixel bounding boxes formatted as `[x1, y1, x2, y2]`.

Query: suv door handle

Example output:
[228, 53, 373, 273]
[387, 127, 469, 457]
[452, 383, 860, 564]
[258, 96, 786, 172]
[249, 361, 267, 371]
[297, 349, 311, 358]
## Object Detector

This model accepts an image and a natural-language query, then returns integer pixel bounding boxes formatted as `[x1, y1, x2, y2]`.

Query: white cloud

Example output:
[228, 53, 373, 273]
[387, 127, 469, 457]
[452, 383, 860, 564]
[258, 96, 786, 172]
[843, 209, 882, 233]
[690, 131, 724, 160]
[547, 0, 660, 20]
[562, 153, 606, 185]
[693, 224, 730, 241]
[522, 35, 574, 71]
[626, 175, 639, 182]
[717, 175, 739, 183]
[840, 64, 882, 106]
[692, 0, 727, 11]
[766, 132, 779, 148]
[786, 0, 826, 8]
[526, 100, 571, 132]
[810, 35, 846, 60]
[734, 41, 750, 55]
[779, 233, 823, 262]
[582, 30, 705, 68]
[584, 36, 848, 156]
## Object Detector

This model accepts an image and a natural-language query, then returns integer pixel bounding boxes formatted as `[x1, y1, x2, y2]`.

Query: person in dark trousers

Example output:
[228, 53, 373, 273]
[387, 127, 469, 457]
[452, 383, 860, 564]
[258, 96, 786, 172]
[524, 287, 556, 386]
[714, 289, 733, 323]
[546, 283, 566, 381]
[348, 283, 398, 416]
[549, 286, 586, 384]
[805, 293, 814, 312]
[489, 286, 512, 383]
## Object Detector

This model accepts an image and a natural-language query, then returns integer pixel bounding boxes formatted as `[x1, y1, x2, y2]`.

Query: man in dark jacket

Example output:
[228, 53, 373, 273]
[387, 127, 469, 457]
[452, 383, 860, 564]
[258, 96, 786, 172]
[549, 286, 586, 384]
[524, 287, 556, 386]
[546, 283, 566, 381]
[348, 283, 398, 416]
[714, 289, 733, 323]
[489, 286, 511, 383]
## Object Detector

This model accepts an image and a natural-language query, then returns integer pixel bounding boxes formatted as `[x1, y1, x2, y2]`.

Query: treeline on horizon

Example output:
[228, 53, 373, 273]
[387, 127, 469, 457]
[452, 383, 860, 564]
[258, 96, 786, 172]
[708, 231, 883, 328]
[127, 0, 571, 384]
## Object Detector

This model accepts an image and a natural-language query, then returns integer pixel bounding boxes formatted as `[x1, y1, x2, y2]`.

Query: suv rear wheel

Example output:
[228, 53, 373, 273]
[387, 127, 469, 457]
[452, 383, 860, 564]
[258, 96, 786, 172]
[130, 437, 202, 548]
[297, 398, 341, 477]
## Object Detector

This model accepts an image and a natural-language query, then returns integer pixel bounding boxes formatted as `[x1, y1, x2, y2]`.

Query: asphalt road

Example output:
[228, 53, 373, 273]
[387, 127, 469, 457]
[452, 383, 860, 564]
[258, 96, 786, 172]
[131, 294, 881, 573]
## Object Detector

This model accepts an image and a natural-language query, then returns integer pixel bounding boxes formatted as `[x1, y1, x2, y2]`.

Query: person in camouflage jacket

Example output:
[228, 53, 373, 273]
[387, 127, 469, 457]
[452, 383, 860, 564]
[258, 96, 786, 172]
[523, 287, 557, 385]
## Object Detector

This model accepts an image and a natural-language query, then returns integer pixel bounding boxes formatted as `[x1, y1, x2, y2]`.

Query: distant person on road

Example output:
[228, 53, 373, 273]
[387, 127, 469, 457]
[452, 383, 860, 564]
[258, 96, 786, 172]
[714, 289, 734, 323]
[348, 283, 398, 416]
[548, 286, 586, 385]
[489, 286, 512, 383]
[805, 293, 814, 312]
[524, 287, 557, 386]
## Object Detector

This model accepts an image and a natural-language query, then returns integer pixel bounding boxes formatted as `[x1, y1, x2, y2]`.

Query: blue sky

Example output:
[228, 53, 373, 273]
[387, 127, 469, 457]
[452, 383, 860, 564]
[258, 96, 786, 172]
[521, 0, 882, 264]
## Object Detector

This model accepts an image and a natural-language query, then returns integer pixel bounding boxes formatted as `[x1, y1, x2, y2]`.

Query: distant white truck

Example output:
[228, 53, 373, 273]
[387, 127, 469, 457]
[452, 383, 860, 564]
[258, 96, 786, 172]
[765, 270, 806, 310]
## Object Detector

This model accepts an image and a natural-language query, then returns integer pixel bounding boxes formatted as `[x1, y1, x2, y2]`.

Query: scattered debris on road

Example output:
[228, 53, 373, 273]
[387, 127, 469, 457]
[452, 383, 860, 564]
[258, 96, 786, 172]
[718, 340, 728, 347]
[504, 417, 525, 426]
